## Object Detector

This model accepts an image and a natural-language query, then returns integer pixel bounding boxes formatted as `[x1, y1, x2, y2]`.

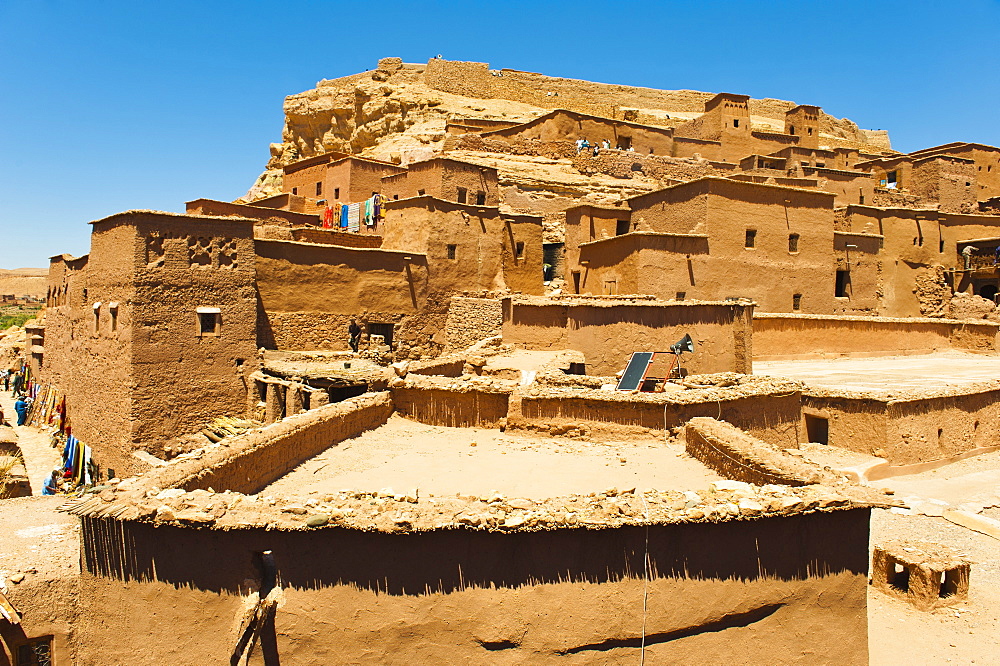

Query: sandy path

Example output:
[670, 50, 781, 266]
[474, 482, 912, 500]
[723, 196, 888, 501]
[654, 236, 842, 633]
[1, 389, 62, 495]
[260, 414, 720, 500]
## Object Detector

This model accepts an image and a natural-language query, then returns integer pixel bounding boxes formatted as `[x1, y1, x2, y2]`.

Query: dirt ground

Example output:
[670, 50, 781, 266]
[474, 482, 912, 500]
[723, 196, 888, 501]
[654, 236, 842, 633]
[868, 509, 1000, 666]
[756, 351, 1000, 392]
[0, 495, 79, 588]
[260, 413, 722, 499]
[0, 389, 63, 495]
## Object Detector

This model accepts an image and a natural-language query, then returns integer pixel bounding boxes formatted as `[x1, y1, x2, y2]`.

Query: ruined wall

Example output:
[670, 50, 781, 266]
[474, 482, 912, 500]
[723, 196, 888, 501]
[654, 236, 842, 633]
[502, 298, 753, 376]
[753, 314, 1000, 360]
[73, 507, 871, 665]
[482, 110, 676, 155]
[684, 417, 823, 486]
[442, 297, 503, 352]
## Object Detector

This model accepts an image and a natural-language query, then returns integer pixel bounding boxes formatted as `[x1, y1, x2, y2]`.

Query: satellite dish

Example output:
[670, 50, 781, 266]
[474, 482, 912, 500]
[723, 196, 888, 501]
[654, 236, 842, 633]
[670, 334, 694, 355]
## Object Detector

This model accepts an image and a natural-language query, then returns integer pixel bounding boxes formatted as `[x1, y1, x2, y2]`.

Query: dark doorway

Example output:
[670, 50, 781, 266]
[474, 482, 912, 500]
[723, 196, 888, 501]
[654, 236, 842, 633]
[979, 284, 998, 302]
[367, 322, 394, 348]
[805, 414, 829, 445]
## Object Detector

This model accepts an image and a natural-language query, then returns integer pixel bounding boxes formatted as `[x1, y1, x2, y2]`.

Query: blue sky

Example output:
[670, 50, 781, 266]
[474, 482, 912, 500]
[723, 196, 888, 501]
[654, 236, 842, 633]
[2, 0, 999, 268]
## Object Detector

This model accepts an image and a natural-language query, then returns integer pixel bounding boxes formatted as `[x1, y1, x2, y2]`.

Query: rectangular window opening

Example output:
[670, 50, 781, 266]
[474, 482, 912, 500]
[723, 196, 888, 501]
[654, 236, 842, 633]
[835, 269, 850, 297]
[603, 280, 617, 296]
[890, 562, 910, 593]
[291, 187, 298, 195]
[417, 189, 426, 196]
[475, 191, 486, 205]
[315, 181, 322, 196]
[447, 244, 457, 260]
[733, 119, 739, 128]
[788, 233, 800, 253]
[16, 636, 52, 666]
[334, 187, 340, 200]
[197, 310, 221, 336]
[616, 220, 631, 236]
[675, 291, 686, 301]
[792, 293, 802, 310]
[940, 569, 962, 598]
[515, 241, 525, 259]
[110, 305, 118, 332]
[457, 187, 467, 204]
[745, 229, 757, 248]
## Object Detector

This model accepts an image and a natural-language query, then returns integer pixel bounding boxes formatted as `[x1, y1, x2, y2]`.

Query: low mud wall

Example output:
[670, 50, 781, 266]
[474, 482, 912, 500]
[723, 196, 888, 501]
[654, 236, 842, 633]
[73, 508, 870, 665]
[516, 387, 802, 448]
[140, 393, 393, 494]
[753, 313, 1000, 360]
[804, 385, 1000, 464]
[685, 418, 823, 486]
[392, 385, 511, 428]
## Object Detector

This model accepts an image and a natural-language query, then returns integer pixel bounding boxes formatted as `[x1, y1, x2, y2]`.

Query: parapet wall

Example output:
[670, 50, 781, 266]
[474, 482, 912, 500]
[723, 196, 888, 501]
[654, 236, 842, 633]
[391, 380, 512, 428]
[753, 313, 1000, 360]
[516, 385, 802, 448]
[138, 393, 393, 494]
[684, 417, 825, 486]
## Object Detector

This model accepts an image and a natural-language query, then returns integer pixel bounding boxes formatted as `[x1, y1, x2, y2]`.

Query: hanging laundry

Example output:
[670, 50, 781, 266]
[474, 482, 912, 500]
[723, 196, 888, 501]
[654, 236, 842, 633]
[348, 202, 362, 232]
[322, 205, 334, 229]
[340, 203, 349, 228]
[373, 193, 384, 223]
[363, 198, 374, 227]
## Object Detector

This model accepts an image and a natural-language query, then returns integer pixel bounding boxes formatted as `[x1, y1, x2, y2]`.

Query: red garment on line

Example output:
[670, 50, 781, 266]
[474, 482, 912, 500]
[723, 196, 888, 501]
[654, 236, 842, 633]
[322, 206, 334, 228]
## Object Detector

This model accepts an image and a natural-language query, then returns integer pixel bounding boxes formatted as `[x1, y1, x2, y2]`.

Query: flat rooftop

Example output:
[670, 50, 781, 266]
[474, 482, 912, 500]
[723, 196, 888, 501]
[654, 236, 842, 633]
[259, 414, 721, 500]
[755, 351, 1000, 392]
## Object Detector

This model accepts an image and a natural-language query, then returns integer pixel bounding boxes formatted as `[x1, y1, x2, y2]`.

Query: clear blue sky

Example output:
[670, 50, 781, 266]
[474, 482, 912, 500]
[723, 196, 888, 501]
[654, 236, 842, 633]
[2, 0, 999, 268]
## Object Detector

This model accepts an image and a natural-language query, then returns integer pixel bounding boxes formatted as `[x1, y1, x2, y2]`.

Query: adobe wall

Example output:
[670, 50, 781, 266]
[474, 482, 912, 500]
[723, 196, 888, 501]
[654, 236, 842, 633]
[502, 215, 544, 295]
[381, 160, 499, 206]
[288, 227, 383, 248]
[483, 111, 675, 155]
[72, 507, 869, 665]
[803, 387, 1000, 464]
[392, 385, 511, 428]
[127, 214, 259, 465]
[753, 313, 1000, 360]
[517, 386, 801, 448]
[502, 297, 753, 376]
[139, 393, 393, 495]
[185, 198, 320, 227]
[254, 239, 434, 353]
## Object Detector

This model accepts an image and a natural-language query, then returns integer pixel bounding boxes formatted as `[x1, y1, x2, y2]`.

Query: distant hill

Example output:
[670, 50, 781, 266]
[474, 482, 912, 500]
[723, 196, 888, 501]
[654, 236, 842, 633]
[0, 268, 47, 299]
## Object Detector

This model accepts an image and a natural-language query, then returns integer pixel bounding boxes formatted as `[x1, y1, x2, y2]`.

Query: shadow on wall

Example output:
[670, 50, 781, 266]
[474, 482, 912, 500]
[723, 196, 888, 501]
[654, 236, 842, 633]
[81, 509, 868, 595]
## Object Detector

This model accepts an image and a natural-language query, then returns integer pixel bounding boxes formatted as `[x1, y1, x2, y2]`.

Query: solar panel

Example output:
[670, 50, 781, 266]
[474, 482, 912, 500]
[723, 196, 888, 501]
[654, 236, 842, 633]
[616, 352, 655, 391]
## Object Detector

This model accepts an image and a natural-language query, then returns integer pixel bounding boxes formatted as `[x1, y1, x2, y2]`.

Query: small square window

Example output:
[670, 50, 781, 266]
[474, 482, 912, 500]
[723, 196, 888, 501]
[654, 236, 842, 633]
[616, 220, 631, 236]
[315, 181, 322, 196]
[197, 309, 221, 336]
[16, 637, 52, 666]
[393, 194, 399, 200]
[675, 291, 686, 300]
[334, 187, 340, 199]
[733, 119, 739, 128]
[457, 187, 467, 204]
[417, 189, 426, 196]
[788, 233, 799, 253]
[476, 191, 486, 205]
[515, 241, 525, 258]
[793, 293, 802, 310]
[292, 187, 298, 195]
[745, 229, 757, 248]
[447, 244, 457, 260]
